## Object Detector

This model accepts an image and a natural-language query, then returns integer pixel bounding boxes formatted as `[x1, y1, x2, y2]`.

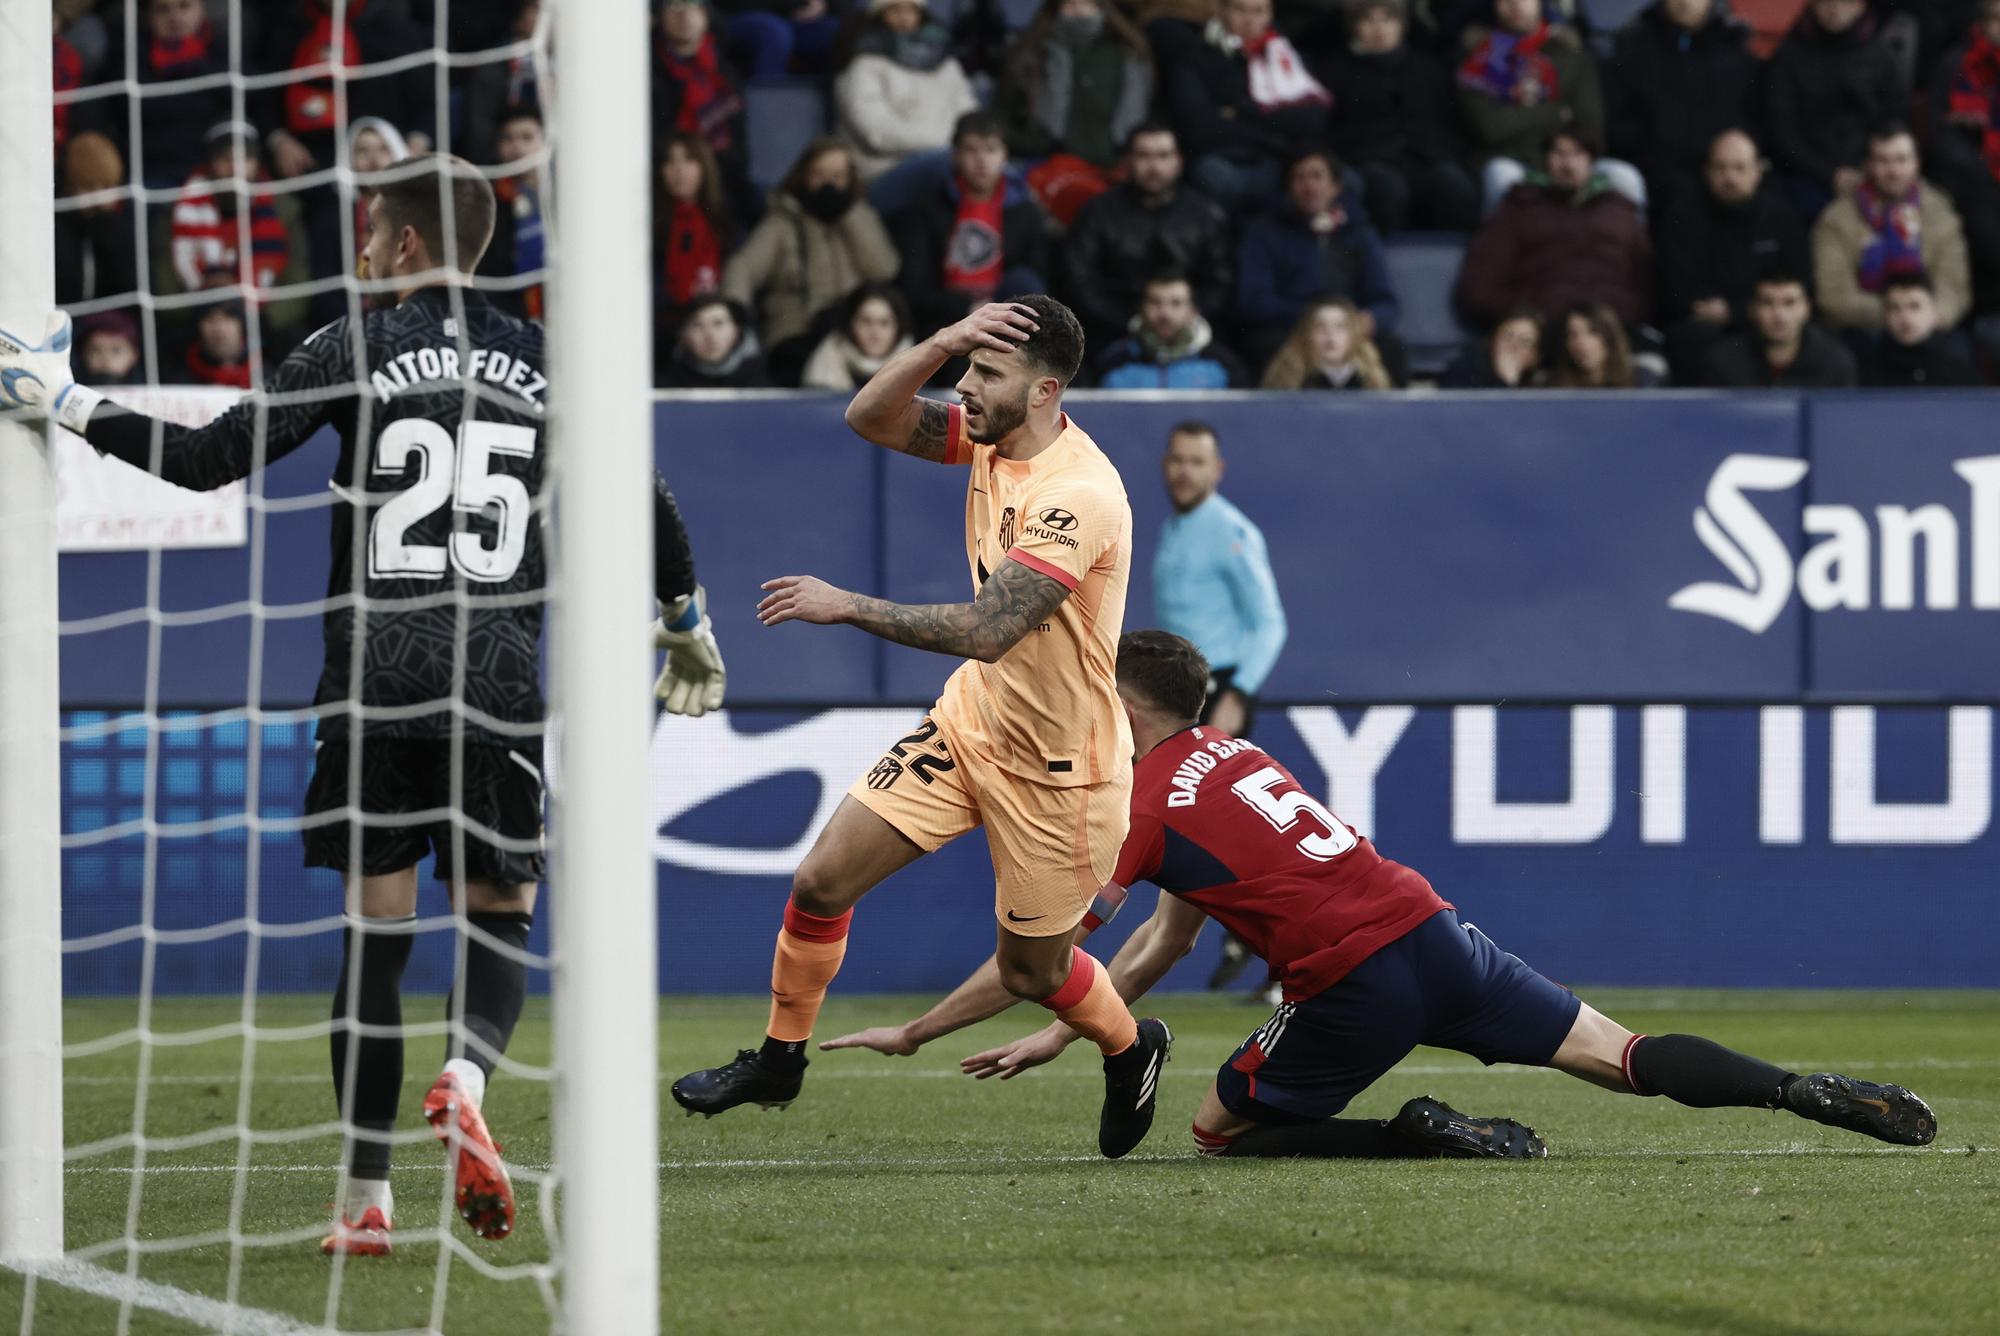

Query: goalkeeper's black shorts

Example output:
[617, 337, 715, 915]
[302, 738, 547, 884]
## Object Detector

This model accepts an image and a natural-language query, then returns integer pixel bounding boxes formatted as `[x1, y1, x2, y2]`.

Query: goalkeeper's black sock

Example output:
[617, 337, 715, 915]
[1625, 1033, 1800, 1109]
[447, 911, 534, 1081]
[330, 915, 415, 1180]
[1224, 1118, 1422, 1159]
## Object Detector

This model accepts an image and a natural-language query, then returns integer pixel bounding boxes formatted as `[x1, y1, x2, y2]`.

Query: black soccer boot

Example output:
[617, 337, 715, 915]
[1391, 1096, 1548, 1159]
[671, 1050, 806, 1117]
[1098, 1018, 1172, 1159]
[1783, 1073, 1937, 1146]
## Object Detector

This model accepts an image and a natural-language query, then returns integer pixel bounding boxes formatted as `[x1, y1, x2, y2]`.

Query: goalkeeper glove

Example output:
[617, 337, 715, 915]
[654, 585, 726, 717]
[0, 311, 101, 435]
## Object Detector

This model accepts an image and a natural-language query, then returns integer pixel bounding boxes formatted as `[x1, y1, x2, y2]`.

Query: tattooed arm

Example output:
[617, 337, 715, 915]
[758, 560, 1071, 663]
[842, 302, 1041, 460]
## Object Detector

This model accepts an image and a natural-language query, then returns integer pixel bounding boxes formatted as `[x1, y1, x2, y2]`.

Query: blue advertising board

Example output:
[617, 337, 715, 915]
[51, 392, 2000, 996]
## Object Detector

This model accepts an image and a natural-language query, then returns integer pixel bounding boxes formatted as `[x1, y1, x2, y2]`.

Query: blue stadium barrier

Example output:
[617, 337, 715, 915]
[55, 392, 2000, 994]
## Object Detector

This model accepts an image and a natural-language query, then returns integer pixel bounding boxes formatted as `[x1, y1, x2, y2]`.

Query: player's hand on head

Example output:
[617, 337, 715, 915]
[818, 1025, 919, 1056]
[0, 310, 98, 434]
[935, 303, 1039, 357]
[757, 575, 850, 628]
[654, 585, 726, 716]
[960, 1026, 1069, 1080]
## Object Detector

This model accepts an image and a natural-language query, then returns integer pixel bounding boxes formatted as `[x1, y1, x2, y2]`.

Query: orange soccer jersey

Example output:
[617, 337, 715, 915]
[934, 406, 1134, 788]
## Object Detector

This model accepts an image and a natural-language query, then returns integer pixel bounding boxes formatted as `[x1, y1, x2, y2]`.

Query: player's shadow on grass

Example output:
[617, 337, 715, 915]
[1317, 1249, 1826, 1336]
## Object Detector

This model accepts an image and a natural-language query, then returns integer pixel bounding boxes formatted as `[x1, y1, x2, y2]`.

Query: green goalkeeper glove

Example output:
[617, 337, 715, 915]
[654, 585, 725, 717]
[0, 311, 103, 434]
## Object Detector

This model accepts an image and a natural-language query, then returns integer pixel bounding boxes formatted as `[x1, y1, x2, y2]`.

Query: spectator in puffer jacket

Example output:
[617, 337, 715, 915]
[169, 123, 297, 298]
[1455, 128, 1653, 328]
[891, 112, 1051, 335]
[1314, 0, 1479, 232]
[999, 0, 1154, 170]
[1606, 0, 1762, 213]
[1155, 0, 1333, 214]
[1811, 124, 1971, 336]
[1658, 129, 1812, 382]
[723, 137, 901, 375]
[1698, 269, 1858, 387]
[1061, 124, 1234, 349]
[1455, 0, 1644, 211]
[1861, 273, 1984, 386]
[834, 0, 980, 183]
[1096, 271, 1253, 389]
[112, 0, 231, 189]
[1259, 299, 1396, 390]
[1235, 148, 1399, 369]
[1766, 0, 1907, 222]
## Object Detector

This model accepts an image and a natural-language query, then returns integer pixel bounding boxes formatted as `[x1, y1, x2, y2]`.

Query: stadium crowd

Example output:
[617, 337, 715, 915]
[47, 0, 2000, 391]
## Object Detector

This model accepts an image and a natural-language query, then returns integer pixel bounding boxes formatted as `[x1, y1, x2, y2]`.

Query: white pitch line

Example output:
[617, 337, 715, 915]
[61, 1146, 1991, 1177]
[2, 1257, 341, 1336]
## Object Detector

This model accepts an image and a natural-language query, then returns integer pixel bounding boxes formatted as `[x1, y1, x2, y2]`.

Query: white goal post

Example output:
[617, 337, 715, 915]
[0, 0, 67, 1270]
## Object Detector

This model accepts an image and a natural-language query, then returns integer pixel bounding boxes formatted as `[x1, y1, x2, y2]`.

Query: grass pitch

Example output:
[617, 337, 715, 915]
[2, 991, 1996, 1335]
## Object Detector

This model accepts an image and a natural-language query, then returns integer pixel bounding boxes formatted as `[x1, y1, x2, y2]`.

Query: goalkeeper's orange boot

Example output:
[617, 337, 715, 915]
[423, 1072, 516, 1240]
[320, 1206, 393, 1257]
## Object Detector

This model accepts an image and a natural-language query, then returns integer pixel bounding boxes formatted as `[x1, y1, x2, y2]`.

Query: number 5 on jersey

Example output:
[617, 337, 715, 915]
[369, 418, 537, 582]
[1231, 765, 1358, 861]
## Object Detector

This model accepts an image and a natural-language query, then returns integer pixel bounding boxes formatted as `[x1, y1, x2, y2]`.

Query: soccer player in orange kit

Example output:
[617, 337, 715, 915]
[672, 297, 1173, 1158]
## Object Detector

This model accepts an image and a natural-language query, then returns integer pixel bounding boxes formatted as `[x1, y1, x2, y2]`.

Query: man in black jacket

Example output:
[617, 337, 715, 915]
[1607, 0, 1762, 214]
[1062, 125, 1233, 350]
[1766, 0, 1908, 222]
[1312, 0, 1476, 232]
[892, 112, 1051, 337]
[1700, 270, 1858, 387]
[1658, 130, 1812, 382]
[1862, 274, 1985, 386]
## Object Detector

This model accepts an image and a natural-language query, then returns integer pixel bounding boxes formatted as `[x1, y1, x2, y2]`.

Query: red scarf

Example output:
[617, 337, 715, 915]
[287, 4, 366, 134]
[53, 35, 81, 153]
[184, 342, 252, 389]
[1459, 22, 1560, 106]
[1949, 27, 2000, 185]
[942, 179, 1005, 296]
[1854, 182, 1925, 293]
[1241, 28, 1330, 111]
[659, 33, 741, 152]
[662, 200, 722, 307]
[148, 21, 215, 77]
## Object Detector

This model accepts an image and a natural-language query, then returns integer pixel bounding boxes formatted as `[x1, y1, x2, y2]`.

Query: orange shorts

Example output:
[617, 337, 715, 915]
[848, 714, 1129, 937]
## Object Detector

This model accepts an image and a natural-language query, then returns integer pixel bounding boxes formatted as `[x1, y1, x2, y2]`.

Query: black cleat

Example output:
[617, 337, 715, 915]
[1098, 1018, 1171, 1159]
[1392, 1096, 1547, 1159]
[671, 1049, 805, 1118]
[1784, 1073, 1936, 1146]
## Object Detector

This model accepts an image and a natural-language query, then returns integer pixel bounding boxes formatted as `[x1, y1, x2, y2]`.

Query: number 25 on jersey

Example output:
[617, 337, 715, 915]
[369, 418, 537, 582]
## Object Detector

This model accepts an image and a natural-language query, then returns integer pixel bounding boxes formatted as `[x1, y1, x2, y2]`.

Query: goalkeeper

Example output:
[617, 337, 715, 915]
[0, 153, 725, 1256]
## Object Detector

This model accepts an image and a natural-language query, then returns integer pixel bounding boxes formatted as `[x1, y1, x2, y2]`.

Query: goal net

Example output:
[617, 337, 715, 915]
[2, 2, 657, 1332]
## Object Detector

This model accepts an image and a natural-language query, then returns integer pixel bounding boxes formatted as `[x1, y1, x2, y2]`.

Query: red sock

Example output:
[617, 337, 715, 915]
[1037, 947, 1139, 1057]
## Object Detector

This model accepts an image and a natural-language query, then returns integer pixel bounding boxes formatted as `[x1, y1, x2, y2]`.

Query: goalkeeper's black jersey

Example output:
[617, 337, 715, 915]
[86, 286, 698, 745]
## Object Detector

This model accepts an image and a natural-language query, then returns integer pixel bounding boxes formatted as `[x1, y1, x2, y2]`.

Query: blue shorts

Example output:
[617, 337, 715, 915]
[1214, 909, 1581, 1122]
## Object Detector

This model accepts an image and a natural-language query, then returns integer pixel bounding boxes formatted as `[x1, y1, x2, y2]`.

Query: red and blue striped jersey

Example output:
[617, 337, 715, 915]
[1103, 726, 1449, 1001]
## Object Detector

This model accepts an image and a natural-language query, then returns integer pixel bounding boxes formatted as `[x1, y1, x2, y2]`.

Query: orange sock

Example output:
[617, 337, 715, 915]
[766, 903, 851, 1043]
[1038, 947, 1138, 1056]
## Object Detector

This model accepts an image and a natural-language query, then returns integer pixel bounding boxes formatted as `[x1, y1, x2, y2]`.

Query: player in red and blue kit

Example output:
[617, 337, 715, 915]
[825, 631, 1940, 1159]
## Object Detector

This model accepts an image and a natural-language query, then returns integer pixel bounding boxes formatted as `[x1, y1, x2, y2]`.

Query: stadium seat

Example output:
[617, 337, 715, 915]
[1383, 233, 1477, 378]
[744, 80, 829, 194]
